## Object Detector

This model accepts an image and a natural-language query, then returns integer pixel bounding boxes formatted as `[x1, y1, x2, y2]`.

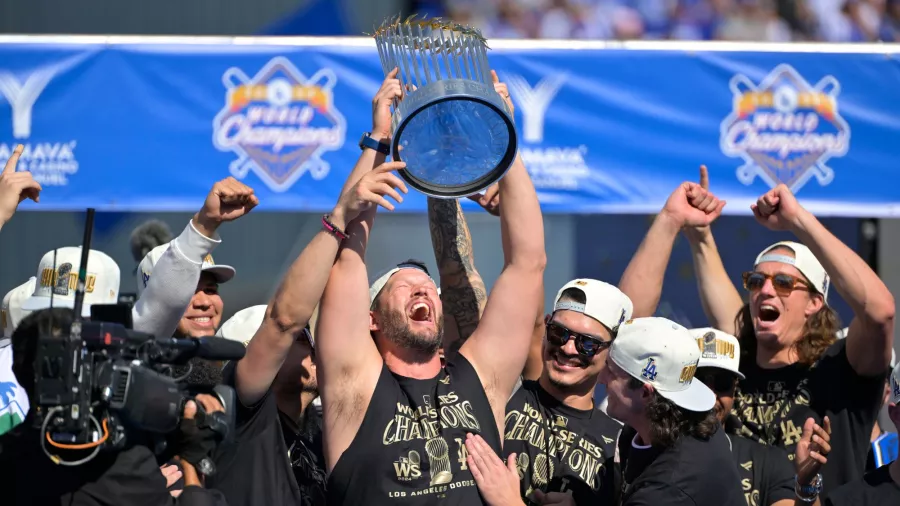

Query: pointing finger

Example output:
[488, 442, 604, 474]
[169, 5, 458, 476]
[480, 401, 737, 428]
[3, 144, 24, 175]
[699, 165, 709, 190]
[491, 69, 499, 84]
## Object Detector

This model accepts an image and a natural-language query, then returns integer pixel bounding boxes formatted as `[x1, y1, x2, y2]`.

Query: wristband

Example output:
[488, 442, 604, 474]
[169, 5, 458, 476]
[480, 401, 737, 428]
[322, 214, 348, 241]
[794, 473, 822, 502]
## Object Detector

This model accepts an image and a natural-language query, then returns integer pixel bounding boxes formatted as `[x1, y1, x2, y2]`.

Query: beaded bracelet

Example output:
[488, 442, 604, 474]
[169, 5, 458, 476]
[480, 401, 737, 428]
[322, 214, 348, 241]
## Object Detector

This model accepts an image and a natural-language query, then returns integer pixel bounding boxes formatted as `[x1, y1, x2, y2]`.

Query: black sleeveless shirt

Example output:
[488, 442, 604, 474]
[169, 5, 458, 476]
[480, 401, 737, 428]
[326, 354, 501, 505]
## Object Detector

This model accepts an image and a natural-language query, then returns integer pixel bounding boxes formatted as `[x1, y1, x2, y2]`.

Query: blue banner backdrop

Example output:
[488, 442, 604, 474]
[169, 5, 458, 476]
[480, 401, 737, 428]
[0, 37, 898, 215]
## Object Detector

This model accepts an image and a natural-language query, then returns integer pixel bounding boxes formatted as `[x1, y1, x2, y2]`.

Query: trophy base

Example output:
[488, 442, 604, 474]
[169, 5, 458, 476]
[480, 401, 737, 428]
[391, 79, 517, 199]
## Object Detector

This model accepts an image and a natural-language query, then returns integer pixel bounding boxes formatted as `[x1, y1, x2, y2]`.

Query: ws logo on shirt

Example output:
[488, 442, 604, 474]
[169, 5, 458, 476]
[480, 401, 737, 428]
[213, 57, 346, 192]
[394, 450, 422, 481]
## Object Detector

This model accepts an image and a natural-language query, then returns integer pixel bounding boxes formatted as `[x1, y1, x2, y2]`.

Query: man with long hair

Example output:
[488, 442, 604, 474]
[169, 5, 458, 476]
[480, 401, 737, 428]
[619, 168, 895, 493]
[601, 317, 744, 505]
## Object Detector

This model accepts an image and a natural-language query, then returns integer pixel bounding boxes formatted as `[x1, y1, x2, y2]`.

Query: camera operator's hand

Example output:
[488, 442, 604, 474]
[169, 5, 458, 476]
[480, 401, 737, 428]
[176, 394, 227, 478]
[0, 144, 41, 229]
[192, 177, 258, 238]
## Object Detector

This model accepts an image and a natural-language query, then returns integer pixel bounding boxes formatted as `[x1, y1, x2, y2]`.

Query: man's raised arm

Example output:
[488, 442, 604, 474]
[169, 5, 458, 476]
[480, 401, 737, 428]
[0, 144, 40, 235]
[619, 166, 727, 318]
[428, 198, 489, 350]
[237, 70, 406, 408]
[458, 74, 546, 412]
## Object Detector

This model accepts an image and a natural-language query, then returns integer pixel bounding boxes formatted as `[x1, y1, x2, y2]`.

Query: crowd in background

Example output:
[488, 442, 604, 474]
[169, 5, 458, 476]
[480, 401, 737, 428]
[415, 0, 900, 42]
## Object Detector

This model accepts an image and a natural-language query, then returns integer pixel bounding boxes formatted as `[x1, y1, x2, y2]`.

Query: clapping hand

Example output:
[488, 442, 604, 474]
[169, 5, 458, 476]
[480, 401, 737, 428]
[795, 416, 831, 487]
[465, 433, 525, 506]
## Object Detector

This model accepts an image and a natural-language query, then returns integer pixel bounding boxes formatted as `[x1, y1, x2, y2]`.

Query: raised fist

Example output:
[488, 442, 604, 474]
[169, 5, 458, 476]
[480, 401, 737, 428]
[0, 144, 41, 227]
[662, 165, 725, 229]
[193, 177, 258, 236]
[751, 184, 808, 232]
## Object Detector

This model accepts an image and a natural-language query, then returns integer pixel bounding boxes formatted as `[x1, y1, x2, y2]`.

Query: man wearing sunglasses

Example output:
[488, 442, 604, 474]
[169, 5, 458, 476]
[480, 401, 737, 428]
[687, 185, 894, 494]
[620, 172, 895, 493]
[502, 278, 630, 506]
[691, 328, 831, 506]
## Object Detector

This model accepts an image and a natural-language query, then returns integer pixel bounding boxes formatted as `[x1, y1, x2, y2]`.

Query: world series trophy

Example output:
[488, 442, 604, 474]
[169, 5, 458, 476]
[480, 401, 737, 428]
[374, 16, 518, 198]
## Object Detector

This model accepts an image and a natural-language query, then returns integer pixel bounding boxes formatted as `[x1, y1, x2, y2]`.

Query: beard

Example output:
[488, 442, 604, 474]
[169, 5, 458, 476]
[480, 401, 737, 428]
[380, 308, 444, 359]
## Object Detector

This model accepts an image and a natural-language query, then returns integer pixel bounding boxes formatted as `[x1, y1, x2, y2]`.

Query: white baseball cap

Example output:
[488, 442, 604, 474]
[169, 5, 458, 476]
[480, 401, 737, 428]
[891, 361, 900, 404]
[690, 328, 745, 380]
[216, 305, 266, 347]
[369, 259, 435, 309]
[2, 277, 36, 336]
[609, 317, 715, 412]
[553, 278, 633, 332]
[137, 243, 235, 297]
[755, 241, 830, 299]
[216, 304, 316, 349]
[21, 247, 120, 317]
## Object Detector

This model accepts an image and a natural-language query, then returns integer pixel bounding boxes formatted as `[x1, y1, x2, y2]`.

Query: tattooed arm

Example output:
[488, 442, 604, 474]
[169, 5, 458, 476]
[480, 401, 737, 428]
[428, 198, 488, 349]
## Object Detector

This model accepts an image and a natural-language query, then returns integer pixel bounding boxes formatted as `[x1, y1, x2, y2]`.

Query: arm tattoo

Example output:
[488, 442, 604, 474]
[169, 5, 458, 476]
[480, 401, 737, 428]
[428, 198, 488, 342]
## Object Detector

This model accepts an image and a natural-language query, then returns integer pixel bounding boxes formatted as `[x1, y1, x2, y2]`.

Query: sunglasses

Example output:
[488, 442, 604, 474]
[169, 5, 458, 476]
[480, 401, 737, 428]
[545, 321, 611, 358]
[696, 369, 737, 393]
[742, 271, 810, 297]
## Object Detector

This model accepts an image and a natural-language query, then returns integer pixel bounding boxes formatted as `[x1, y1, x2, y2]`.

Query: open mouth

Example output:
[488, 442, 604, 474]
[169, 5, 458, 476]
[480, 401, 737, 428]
[758, 304, 781, 323]
[552, 351, 586, 370]
[407, 300, 433, 323]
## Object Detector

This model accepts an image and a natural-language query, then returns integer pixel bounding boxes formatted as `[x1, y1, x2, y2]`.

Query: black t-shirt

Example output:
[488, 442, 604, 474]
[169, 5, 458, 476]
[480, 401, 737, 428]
[207, 362, 326, 506]
[502, 380, 621, 505]
[0, 427, 225, 506]
[326, 354, 501, 505]
[732, 340, 884, 494]
[617, 425, 745, 506]
[728, 434, 794, 506]
[825, 464, 900, 506]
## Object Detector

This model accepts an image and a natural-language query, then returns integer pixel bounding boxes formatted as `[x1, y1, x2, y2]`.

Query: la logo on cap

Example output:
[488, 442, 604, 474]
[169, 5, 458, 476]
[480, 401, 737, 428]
[641, 358, 658, 381]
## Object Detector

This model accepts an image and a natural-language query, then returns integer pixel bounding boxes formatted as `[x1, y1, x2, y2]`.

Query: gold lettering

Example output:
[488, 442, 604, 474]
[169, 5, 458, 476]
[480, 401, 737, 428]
[41, 268, 55, 287]
[679, 364, 697, 383]
[505, 411, 530, 441]
[742, 478, 752, 491]
[525, 422, 546, 450]
[85, 275, 96, 293]
[454, 438, 468, 471]
[438, 392, 458, 404]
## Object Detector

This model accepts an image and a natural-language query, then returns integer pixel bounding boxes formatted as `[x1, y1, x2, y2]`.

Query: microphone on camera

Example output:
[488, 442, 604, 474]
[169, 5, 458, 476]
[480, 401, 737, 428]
[157, 336, 247, 362]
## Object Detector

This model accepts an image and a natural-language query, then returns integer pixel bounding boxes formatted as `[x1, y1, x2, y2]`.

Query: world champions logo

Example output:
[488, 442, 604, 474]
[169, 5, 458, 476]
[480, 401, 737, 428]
[212, 57, 346, 192]
[720, 64, 850, 193]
